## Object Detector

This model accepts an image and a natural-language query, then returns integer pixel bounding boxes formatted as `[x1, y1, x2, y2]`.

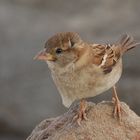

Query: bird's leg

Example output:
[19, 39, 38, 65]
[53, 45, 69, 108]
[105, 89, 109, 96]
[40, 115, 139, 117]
[112, 86, 122, 120]
[73, 99, 88, 125]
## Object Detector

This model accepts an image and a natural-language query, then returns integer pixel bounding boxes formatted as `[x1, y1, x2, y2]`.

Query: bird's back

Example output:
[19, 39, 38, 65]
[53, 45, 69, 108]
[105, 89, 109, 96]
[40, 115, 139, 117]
[90, 34, 139, 74]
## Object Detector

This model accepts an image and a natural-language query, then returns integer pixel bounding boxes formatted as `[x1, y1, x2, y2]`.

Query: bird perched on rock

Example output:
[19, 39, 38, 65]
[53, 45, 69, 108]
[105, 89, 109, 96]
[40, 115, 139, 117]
[34, 32, 139, 125]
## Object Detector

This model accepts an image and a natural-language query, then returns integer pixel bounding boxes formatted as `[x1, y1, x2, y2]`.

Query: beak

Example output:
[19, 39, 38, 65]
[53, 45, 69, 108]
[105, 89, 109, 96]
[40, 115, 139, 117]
[34, 49, 56, 61]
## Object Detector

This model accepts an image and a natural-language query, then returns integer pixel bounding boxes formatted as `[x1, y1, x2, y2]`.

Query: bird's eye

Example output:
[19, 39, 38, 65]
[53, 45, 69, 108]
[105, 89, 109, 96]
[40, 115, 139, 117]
[56, 48, 62, 54]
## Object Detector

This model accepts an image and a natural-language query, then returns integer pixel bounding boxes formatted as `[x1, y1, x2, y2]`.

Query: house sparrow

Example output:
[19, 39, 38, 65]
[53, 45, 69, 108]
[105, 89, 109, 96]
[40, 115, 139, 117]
[34, 32, 139, 125]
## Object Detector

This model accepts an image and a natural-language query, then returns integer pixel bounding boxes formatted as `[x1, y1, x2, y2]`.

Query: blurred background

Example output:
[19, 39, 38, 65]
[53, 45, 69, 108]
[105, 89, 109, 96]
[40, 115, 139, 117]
[0, 0, 140, 139]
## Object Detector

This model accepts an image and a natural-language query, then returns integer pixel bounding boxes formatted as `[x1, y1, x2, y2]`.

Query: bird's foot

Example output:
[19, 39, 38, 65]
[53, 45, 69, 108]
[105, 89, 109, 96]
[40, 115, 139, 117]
[112, 97, 123, 121]
[73, 100, 88, 126]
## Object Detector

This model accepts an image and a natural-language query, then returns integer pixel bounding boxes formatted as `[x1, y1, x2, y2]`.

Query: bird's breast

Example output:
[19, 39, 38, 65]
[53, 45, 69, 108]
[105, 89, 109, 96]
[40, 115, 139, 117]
[48, 59, 122, 107]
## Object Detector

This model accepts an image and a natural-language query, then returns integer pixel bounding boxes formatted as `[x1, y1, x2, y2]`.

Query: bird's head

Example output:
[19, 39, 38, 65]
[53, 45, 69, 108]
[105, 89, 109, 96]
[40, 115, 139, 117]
[34, 32, 83, 67]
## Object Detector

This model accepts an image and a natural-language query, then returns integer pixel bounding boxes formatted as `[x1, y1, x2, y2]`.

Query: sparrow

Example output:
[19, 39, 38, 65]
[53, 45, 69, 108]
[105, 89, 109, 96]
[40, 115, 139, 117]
[34, 32, 139, 125]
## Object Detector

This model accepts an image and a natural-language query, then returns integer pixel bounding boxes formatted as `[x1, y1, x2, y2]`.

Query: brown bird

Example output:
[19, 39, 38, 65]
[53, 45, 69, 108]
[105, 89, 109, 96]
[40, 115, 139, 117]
[34, 32, 139, 125]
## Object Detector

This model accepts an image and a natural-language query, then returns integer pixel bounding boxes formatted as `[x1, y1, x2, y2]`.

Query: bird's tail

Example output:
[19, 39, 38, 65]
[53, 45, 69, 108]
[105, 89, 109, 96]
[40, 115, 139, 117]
[116, 34, 140, 55]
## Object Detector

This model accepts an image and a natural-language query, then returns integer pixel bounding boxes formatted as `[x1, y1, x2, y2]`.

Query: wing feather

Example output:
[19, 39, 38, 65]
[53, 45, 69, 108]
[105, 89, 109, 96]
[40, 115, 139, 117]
[91, 44, 120, 74]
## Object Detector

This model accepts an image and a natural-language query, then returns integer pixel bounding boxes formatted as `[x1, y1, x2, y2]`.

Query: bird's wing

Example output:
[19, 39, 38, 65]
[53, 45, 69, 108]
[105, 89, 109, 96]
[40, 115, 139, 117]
[91, 43, 121, 74]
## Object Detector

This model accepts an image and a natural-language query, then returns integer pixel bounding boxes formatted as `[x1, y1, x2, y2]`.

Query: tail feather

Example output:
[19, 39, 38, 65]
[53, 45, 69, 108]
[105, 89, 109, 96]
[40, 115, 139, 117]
[116, 34, 140, 54]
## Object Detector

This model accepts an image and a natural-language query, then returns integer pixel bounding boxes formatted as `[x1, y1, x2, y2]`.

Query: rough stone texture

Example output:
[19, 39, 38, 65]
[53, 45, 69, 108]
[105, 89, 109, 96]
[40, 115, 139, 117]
[27, 101, 140, 140]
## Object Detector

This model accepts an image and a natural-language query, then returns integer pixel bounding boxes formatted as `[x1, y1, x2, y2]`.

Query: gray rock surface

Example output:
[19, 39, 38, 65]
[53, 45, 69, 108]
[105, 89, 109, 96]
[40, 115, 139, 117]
[0, 0, 140, 139]
[27, 101, 140, 140]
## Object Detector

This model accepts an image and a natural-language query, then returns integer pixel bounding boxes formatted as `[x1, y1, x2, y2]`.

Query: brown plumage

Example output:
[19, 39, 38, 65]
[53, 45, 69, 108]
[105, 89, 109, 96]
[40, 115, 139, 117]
[90, 34, 139, 74]
[35, 32, 139, 125]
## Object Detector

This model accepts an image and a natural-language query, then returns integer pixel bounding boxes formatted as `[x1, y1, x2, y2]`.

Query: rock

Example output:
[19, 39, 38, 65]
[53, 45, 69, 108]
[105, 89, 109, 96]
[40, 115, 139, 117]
[26, 101, 140, 140]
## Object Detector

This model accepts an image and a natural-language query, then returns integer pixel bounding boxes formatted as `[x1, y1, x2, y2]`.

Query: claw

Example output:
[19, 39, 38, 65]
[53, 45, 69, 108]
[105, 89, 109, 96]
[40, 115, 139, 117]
[112, 86, 123, 121]
[113, 98, 122, 120]
[73, 99, 88, 125]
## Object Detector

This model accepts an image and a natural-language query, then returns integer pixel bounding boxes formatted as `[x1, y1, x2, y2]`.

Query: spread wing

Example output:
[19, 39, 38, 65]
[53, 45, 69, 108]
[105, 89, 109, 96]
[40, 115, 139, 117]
[91, 43, 121, 74]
